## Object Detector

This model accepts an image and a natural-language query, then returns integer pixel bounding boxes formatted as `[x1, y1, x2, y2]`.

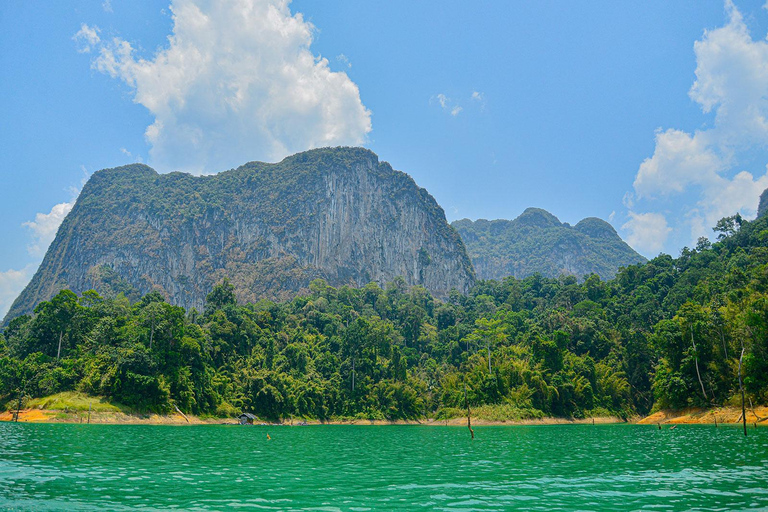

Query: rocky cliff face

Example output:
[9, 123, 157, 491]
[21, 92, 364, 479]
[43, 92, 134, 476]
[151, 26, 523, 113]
[5, 148, 474, 321]
[453, 208, 646, 281]
[758, 188, 768, 219]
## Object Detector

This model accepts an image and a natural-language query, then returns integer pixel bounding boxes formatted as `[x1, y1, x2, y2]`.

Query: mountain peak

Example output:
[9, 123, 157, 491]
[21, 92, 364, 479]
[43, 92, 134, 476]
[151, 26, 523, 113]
[517, 207, 562, 228]
[4, 147, 474, 322]
[574, 217, 619, 239]
[452, 209, 645, 281]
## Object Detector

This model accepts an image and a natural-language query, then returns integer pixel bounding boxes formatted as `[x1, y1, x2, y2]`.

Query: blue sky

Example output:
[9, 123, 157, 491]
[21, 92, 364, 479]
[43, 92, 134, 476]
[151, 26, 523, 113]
[3, 0, 768, 316]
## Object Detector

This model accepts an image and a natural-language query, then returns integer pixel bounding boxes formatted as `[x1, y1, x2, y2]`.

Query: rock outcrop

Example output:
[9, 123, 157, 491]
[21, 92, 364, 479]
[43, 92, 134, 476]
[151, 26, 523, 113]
[758, 188, 768, 219]
[4, 147, 474, 321]
[452, 208, 645, 281]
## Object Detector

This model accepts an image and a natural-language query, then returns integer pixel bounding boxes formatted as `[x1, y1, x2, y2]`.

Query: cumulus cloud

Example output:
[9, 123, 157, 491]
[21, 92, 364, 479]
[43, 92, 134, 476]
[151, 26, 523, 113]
[0, 264, 37, 320]
[634, 129, 724, 197]
[622, 212, 672, 255]
[627, 1, 768, 251]
[88, 0, 372, 174]
[73, 24, 100, 53]
[22, 202, 74, 258]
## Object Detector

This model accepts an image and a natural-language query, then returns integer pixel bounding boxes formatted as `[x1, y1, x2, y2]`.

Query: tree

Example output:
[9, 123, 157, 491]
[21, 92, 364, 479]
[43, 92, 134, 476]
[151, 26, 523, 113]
[713, 214, 742, 240]
[205, 279, 237, 315]
[33, 290, 81, 359]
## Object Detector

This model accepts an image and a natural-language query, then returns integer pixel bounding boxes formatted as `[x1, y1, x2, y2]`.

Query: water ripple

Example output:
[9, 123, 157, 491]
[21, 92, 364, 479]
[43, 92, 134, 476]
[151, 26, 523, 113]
[0, 423, 766, 510]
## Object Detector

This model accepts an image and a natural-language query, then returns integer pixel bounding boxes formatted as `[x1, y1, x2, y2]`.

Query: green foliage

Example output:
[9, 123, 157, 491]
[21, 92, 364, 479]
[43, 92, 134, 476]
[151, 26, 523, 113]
[3, 214, 768, 418]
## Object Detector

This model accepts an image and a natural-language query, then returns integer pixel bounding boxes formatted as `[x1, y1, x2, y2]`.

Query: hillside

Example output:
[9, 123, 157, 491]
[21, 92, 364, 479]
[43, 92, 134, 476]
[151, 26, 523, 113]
[4, 148, 474, 322]
[452, 208, 646, 281]
[2, 213, 766, 421]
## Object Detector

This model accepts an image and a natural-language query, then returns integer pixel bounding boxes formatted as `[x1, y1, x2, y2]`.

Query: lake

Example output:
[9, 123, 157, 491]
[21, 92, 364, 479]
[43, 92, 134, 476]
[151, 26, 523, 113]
[0, 422, 766, 510]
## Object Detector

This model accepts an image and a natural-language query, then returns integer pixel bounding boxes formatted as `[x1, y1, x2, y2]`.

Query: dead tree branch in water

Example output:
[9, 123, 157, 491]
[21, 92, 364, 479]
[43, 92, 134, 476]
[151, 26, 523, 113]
[464, 382, 474, 440]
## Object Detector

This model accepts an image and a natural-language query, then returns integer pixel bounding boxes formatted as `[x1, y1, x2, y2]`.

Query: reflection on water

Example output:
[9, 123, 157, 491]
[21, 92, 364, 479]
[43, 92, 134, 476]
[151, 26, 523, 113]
[0, 423, 766, 511]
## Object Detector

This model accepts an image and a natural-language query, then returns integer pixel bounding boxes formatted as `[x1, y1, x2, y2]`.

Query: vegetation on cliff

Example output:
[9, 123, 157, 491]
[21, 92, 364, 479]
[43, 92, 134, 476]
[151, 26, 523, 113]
[453, 208, 646, 281]
[2, 214, 767, 421]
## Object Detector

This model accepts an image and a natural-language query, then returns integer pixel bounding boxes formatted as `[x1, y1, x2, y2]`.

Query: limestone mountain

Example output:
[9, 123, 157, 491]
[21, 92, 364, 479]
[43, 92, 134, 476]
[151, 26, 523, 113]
[5, 148, 474, 322]
[452, 208, 646, 281]
[758, 188, 768, 218]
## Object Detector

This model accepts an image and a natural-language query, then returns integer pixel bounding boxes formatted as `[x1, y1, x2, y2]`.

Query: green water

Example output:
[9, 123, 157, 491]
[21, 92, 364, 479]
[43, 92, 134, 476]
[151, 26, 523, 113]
[0, 423, 767, 511]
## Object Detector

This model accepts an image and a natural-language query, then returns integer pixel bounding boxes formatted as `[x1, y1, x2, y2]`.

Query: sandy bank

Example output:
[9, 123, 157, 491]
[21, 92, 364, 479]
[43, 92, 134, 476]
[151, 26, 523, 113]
[638, 406, 768, 426]
[1, 409, 625, 426]
[0, 408, 235, 425]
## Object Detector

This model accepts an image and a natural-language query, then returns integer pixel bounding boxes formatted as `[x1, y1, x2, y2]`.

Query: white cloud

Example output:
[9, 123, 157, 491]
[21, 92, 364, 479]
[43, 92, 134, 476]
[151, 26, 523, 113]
[0, 264, 37, 320]
[622, 211, 672, 256]
[88, 0, 372, 174]
[628, 1, 768, 250]
[73, 24, 100, 53]
[690, 169, 768, 240]
[22, 202, 74, 258]
[470, 90, 486, 111]
[1, 174, 86, 319]
[102, 0, 113, 12]
[432, 93, 463, 116]
[634, 128, 724, 197]
[336, 54, 351, 68]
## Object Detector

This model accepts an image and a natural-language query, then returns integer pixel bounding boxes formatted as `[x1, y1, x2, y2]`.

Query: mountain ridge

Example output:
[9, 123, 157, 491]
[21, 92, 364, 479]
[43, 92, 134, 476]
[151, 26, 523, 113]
[452, 207, 646, 281]
[4, 147, 475, 322]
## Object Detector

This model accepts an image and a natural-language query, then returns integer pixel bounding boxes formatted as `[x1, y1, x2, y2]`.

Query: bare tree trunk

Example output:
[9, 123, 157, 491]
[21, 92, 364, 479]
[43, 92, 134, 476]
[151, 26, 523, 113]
[464, 383, 474, 440]
[739, 345, 747, 437]
[691, 326, 707, 401]
[56, 331, 64, 360]
[352, 357, 355, 392]
[15, 389, 22, 422]
[487, 344, 492, 374]
[720, 329, 728, 360]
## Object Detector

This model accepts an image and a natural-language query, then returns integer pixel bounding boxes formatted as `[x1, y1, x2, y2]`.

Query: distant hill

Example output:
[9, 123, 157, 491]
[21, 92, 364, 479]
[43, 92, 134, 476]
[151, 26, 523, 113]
[452, 208, 646, 281]
[4, 147, 474, 322]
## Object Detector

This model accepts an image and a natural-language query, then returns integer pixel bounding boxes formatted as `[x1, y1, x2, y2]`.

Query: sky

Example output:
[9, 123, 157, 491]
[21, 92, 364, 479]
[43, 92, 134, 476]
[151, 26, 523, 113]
[3, 0, 768, 317]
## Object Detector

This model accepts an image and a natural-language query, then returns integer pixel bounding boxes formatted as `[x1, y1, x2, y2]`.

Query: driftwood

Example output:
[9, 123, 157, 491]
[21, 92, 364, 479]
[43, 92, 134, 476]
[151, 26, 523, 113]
[749, 398, 767, 423]
[174, 404, 191, 423]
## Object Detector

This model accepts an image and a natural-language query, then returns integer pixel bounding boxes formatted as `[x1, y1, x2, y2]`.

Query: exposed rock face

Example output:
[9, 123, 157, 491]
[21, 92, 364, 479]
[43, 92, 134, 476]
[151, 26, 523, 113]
[452, 208, 646, 281]
[759, 188, 768, 218]
[5, 148, 474, 321]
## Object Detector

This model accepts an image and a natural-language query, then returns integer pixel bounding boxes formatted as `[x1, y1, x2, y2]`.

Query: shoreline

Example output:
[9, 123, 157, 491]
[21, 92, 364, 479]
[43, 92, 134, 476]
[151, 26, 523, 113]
[638, 405, 768, 426]
[4, 405, 766, 426]
[0, 408, 627, 426]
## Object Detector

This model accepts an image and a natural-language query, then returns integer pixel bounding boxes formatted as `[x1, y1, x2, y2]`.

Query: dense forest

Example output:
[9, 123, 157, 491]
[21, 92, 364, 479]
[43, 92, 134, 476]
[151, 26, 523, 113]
[1, 214, 767, 421]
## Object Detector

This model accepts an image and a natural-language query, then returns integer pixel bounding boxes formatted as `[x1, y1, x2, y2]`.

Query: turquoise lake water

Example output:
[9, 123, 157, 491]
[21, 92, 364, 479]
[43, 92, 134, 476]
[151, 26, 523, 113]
[0, 422, 767, 511]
